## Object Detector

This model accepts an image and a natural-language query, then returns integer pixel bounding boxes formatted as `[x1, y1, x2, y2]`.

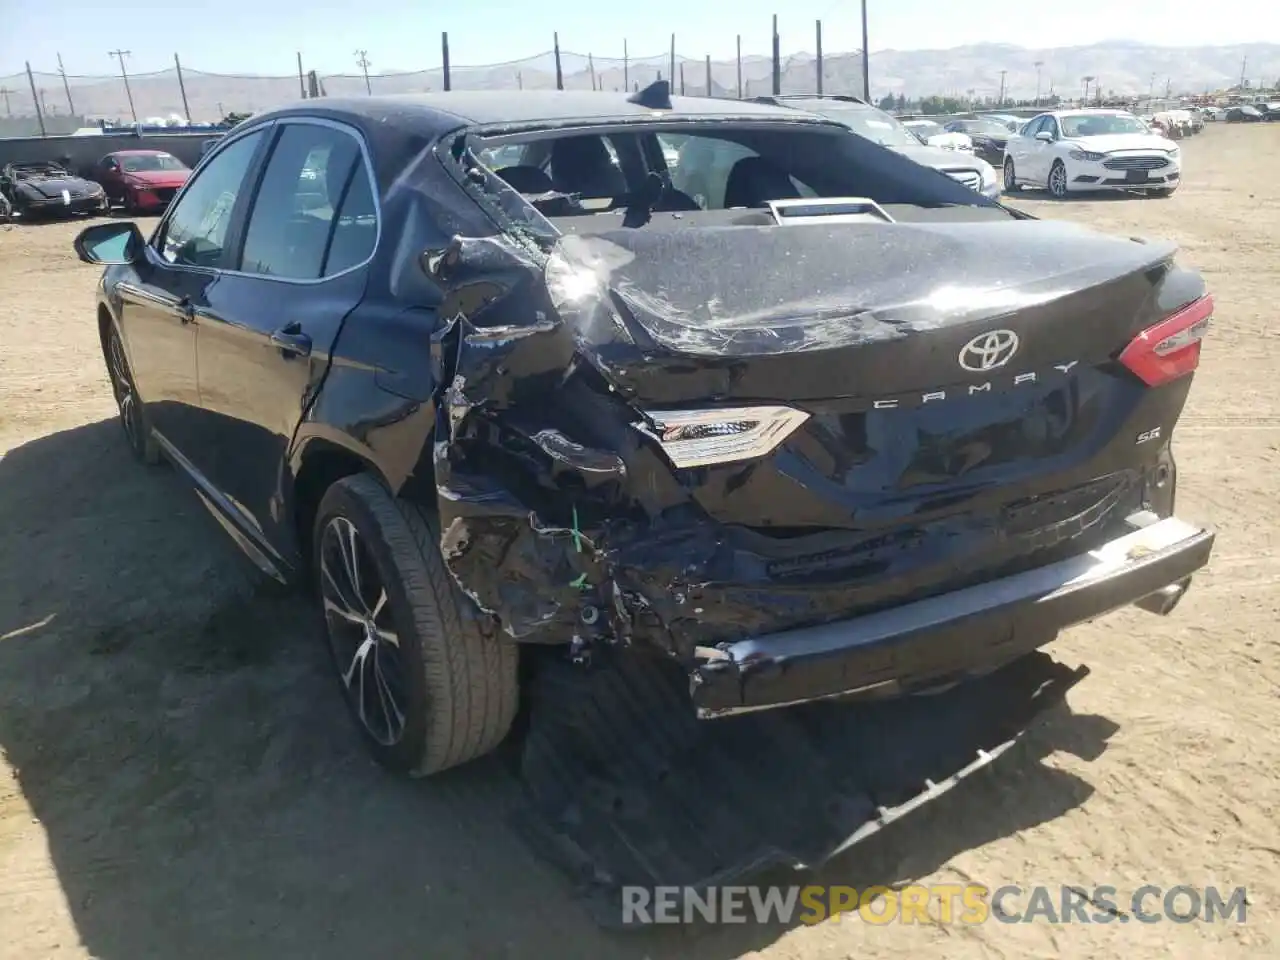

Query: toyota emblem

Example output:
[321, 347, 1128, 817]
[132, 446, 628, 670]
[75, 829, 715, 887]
[958, 330, 1020, 372]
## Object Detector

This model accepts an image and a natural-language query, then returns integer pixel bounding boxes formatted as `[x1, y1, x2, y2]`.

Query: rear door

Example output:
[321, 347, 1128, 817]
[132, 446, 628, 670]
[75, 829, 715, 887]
[117, 128, 267, 453]
[188, 118, 378, 561]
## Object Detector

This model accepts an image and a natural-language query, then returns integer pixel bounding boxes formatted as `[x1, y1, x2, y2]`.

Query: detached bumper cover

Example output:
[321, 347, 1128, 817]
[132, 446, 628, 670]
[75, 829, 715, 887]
[694, 514, 1214, 718]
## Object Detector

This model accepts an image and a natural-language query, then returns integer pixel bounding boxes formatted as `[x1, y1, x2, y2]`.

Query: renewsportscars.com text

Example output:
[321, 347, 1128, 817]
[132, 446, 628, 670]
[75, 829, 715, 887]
[621, 884, 1249, 926]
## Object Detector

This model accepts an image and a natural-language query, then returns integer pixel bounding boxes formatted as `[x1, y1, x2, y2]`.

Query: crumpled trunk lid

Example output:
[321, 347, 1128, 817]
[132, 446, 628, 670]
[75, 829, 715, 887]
[549, 219, 1176, 405]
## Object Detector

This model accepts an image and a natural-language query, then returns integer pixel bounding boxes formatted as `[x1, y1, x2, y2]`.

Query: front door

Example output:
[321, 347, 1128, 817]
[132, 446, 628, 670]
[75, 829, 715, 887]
[189, 119, 378, 562]
[119, 128, 268, 452]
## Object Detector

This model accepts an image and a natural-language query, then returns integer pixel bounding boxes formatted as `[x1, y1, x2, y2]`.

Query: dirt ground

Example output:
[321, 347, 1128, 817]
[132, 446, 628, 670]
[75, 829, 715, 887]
[1, 124, 1278, 959]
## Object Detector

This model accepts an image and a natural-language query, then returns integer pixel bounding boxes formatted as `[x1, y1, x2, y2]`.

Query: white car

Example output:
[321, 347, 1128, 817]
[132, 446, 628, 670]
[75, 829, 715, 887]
[1003, 109, 1181, 199]
[903, 119, 974, 152]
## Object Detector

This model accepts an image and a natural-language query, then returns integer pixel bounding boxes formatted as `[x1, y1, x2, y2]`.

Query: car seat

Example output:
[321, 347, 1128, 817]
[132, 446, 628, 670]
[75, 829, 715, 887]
[722, 156, 802, 209]
[495, 165, 555, 194]
[548, 137, 627, 199]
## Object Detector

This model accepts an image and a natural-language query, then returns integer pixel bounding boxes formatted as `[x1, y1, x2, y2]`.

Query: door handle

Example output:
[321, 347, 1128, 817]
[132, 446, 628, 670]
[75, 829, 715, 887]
[270, 322, 313, 359]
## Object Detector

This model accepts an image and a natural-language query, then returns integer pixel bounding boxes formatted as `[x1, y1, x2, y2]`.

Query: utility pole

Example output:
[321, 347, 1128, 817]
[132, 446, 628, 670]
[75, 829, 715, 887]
[736, 35, 743, 99]
[108, 49, 137, 124]
[770, 15, 780, 96]
[998, 69, 1007, 106]
[25, 62, 46, 136]
[669, 34, 675, 97]
[175, 54, 191, 121]
[57, 53, 76, 116]
[1034, 61, 1043, 105]
[1165, 77, 1172, 98]
[1239, 55, 1247, 91]
[860, 0, 870, 101]
[0, 86, 12, 117]
[815, 20, 824, 97]
[354, 50, 372, 95]
[1148, 72, 1156, 103]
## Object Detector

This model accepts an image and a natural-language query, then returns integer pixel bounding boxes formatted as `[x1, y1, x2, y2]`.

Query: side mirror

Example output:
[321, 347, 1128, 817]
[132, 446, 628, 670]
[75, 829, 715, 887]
[74, 220, 145, 265]
[1035, 131, 1054, 143]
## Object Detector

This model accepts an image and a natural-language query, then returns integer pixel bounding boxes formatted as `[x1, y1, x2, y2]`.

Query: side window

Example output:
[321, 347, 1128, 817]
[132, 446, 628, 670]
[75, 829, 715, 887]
[1045, 117, 1060, 139]
[158, 129, 264, 268]
[238, 123, 369, 280]
[323, 161, 378, 277]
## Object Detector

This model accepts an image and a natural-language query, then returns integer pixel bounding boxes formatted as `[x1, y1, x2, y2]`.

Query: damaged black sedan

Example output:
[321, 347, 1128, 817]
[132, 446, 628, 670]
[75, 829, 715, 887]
[74, 83, 1214, 781]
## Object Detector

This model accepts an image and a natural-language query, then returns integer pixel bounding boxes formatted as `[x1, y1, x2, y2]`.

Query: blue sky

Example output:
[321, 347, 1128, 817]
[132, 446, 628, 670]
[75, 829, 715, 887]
[2, 0, 1276, 77]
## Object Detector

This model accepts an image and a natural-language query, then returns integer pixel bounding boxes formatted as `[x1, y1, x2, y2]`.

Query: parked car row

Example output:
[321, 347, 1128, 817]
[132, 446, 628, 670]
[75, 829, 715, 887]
[0, 149, 192, 224]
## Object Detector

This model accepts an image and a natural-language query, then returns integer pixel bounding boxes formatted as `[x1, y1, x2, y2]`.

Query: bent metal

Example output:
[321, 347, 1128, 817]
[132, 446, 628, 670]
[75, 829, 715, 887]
[871, 361, 1081, 410]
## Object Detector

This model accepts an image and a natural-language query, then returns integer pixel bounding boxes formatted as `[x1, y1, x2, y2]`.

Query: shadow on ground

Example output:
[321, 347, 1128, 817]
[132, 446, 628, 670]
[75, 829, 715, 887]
[0, 418, 1119, 959]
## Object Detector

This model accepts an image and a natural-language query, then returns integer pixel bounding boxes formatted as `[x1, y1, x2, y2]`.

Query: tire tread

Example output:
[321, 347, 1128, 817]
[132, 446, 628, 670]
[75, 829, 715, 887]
[334, 474, 517, 776]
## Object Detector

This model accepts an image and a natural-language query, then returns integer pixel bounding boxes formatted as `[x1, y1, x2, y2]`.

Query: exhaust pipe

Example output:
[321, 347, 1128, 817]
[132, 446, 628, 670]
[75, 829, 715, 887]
[1134, 578, 1191, 616]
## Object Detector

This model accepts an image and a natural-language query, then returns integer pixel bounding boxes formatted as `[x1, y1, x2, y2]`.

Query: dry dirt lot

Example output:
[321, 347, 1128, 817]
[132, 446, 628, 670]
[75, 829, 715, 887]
[1, 124, 1278, 959]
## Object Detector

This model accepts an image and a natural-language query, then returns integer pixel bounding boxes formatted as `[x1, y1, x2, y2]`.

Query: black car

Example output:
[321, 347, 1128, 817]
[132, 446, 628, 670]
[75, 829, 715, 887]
[0, 160, 108, 221]
[944, 117, 1013, 164]
[1226, 105, 1264, 122]
[74, 85, 1214, 789]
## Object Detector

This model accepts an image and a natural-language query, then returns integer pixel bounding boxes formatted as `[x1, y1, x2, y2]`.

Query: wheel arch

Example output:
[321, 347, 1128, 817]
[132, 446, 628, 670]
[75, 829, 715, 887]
[288, 428, 439, 584]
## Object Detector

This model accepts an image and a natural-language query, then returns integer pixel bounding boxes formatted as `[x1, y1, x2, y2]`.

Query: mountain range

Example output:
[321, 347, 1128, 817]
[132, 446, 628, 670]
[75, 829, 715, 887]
[8, 41, 1280, 123]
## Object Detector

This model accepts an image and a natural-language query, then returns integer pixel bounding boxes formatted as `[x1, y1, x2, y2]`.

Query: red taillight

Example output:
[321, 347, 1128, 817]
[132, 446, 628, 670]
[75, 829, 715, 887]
[1118, 294, 1213, 387]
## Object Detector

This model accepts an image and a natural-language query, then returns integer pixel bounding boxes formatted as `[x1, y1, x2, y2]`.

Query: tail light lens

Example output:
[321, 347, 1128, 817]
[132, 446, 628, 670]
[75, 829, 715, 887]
[1118, 294, 1213, 387]
[634, 406, 810, 469]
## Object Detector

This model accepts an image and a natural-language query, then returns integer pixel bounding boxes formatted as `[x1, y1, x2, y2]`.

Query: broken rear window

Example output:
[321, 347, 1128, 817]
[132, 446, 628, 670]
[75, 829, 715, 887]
[455, 119, 1006, 236]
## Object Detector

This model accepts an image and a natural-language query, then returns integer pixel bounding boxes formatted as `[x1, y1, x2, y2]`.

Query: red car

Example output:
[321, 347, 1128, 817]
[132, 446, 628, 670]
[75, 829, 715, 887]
[94, 150, 191, 214]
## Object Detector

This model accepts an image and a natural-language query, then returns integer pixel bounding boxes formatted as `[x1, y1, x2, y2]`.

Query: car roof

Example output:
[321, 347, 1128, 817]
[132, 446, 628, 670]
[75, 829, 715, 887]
[106, 149, 173, 156]
[252, 90, 822, 134]
[1043, 109, 1135, 118]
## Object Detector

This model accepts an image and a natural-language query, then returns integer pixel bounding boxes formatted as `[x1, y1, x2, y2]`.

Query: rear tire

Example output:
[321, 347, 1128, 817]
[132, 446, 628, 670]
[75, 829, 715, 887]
[313, 474, 519, 777]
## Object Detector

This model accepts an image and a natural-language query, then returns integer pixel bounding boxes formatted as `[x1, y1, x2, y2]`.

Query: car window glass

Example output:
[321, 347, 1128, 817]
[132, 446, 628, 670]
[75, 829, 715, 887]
[238, 123, 363, 280]
[668, 134, 815, 210]
[158, 129, 264, 268]
[323, 160, 378, 277]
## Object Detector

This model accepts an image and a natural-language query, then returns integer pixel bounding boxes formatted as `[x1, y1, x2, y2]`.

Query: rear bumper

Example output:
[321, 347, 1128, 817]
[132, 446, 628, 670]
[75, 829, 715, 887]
[692, 512, 1214, 718]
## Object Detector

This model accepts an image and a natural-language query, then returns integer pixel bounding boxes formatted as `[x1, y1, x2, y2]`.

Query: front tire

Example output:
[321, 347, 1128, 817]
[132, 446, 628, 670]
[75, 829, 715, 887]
[1047, 160, 1069, 199]
[313, 474, 518, 777]
[1002, 157, 1020, 193]
[103, 323, 161, 464]
[1150, 187, 1177, 198]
